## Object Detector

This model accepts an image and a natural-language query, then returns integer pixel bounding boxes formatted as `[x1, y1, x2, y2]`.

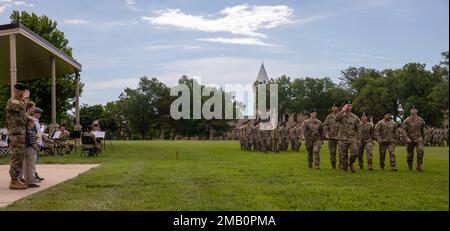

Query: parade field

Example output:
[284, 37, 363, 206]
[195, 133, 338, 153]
[0, 141, 448, 211]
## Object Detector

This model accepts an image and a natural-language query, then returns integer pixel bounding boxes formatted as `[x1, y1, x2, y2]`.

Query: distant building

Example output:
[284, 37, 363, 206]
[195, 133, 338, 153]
[224, 63, 308, 140]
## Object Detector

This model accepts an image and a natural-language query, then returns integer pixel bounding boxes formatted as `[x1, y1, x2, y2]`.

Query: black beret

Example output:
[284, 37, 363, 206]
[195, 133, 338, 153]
[33, 107, 43, 114]
[384, 110, 392, 115]
[14, 83, 29, 90]
[361, 112, 369, 117]
[310, 109, 317, 114]
[332, 103, 340, 107]
[411, 105, 418, 110]
[344, 100, 352, 105]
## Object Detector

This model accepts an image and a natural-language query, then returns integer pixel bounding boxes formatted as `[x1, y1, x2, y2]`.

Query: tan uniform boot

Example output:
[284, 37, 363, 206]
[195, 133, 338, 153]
[9, 179, 27, 190]
[417, 165, 424, 172]
[349, 164, 356, 173]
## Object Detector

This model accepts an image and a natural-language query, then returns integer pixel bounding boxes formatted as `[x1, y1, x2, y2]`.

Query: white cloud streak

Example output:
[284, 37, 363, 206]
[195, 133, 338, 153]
[349, 52, 391, 60]
[124, 0, 140, 11]
[63, 19, 89, 25]
[143, 5, 294, 38]
[0, 0, 33, 14]
[198, 37, 278, 47]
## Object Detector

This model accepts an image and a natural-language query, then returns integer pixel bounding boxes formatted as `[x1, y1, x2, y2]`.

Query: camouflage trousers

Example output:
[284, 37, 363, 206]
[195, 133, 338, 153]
[278, 138, 288, 152]
[305, 140, 321, 167]
[9, 135, 25, 179]
[406, 141, 424, 167]
[358, 141, 373, 168]
[328, 139, 338, 167]
[291, 137, 301, 151]
[379, 142, 397, 169]
[338, 141, 358, 170]
[244, 137, 252, 151]
[253, 138, 260, 151]
[272, 139, 279, 152]
[260, 138, 272, 153]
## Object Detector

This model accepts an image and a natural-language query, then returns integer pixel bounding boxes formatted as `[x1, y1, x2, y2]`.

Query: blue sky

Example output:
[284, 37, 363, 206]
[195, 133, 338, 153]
[1, 0, 448, 105]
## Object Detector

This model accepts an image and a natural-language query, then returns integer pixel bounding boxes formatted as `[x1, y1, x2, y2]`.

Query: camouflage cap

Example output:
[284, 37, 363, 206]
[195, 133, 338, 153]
[14, 82, 29, 90]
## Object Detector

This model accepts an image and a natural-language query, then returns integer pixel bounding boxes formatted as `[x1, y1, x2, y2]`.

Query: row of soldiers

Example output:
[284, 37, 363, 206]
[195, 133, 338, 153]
[425, 127, 449, 146]
[238, 102, 435, 173]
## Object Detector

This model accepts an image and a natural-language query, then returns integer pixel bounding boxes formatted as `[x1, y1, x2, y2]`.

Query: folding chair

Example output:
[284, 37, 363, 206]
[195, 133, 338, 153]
[0, 128, 10, 159]
[81, 135, 99, 157]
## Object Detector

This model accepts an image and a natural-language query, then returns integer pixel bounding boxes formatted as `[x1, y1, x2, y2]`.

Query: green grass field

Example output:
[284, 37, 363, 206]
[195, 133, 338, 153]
[1, 141, 448, 211]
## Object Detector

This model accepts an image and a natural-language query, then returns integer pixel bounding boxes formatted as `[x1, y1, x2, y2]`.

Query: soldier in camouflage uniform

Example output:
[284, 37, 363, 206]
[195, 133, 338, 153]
[358, 113, 374, 170]
[302, 109, 324, 169]
[244, 121, 254, 151]
[272, 125, 280, 153]
[324, 103, 341, 169]
[374, 111, 398, 171]
[278, 122, 289, 152]
[252, 121, 260, 151]
[290, 122, 302, 152]
[402, 106, 426, 172]
[335, 101, 361, 173]
[6, 83, 30, 190]
[238, 122, 246, 151]
[260, 128, 272, 153]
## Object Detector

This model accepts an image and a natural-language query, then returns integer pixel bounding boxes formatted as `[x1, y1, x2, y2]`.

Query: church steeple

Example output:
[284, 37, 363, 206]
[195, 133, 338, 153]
[256, 62, 269, 83]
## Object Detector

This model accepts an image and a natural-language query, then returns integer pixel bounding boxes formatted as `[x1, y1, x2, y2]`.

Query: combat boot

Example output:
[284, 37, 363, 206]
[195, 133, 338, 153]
[408, 165, 413, 171]
[308, 164, 313, 169]
[368, 163, 373, 171]
[359, 164, 364, 170]
[349, 164, 356, 173]
[9, 179, 27, 190]
[416, 165, 424, 172]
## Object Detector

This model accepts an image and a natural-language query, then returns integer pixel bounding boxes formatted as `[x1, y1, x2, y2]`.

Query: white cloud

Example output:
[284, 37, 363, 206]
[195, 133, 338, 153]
[143, 5, 294, 38]
[64, 19, 89, 25]
[0, 0, 33, 14]
[198, 37, 278, 47]
[348, 52, 391, 60]
[124, 0, 140, 11]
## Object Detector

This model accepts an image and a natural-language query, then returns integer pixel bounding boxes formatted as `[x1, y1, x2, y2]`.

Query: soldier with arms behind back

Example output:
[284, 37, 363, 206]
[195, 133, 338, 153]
[402, 106, 426, 172]
[375, 111, 398, 171]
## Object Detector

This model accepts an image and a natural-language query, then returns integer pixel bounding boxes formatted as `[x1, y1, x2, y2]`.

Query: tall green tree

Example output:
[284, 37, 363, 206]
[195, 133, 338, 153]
[0, 11, 82, 125]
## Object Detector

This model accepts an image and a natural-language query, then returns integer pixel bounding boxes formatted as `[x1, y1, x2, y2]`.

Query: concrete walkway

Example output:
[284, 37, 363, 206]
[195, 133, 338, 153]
[0, 164, 99, 208]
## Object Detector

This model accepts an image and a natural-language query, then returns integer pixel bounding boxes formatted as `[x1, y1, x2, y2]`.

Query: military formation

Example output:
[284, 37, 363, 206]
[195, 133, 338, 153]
[238, 101, 448, 173]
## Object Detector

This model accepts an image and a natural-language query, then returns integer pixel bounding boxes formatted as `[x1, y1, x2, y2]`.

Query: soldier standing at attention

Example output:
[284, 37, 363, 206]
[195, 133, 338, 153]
[302, 109, 324, 169]
[252, 121, 260, 151]
[402, 106, 426, 172]
[324, 103, 341, 169]
[272, 125, 280, 153]
[6, 83, 30, 190]
[244, 121, 253, 151]
[278, 122, 289, 152]
[238, 122, 246, 150]
[290, 122, 302, 152]
[335, 101, 361, 173]
[358, 113, 374, 170]
[375, 111, 398, 171]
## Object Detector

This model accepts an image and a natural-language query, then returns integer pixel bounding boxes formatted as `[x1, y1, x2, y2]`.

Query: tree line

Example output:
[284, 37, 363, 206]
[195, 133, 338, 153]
[1, 11, 448, 140]
[79, 51, 448, 140]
